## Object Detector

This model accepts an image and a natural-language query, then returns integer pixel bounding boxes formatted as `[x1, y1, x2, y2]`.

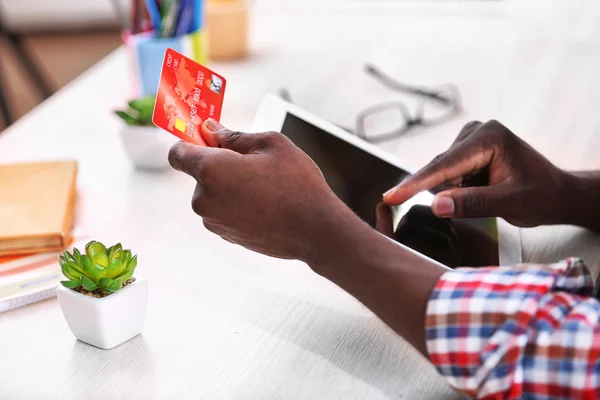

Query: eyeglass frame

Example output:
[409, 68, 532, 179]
[355, 64, 462, 143]
[279, 64, 462, 144]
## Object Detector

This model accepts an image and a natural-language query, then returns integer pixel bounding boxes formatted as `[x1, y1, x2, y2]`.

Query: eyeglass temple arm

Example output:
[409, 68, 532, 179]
[365, 64, 454, 105]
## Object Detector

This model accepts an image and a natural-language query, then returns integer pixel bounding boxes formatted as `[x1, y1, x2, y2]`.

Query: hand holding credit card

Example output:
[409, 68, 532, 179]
[152, 48, 227, 146]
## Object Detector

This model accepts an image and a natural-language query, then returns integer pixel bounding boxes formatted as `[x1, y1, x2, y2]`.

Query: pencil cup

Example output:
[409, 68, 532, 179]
[124, 30, 209, 97]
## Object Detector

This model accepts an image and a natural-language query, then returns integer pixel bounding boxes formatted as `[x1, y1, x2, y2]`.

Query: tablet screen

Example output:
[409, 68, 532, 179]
[280, 113, 500, 267]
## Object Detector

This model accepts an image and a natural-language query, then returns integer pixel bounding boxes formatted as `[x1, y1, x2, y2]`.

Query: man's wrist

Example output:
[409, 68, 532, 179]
[300, 201, 447, 355]
[300, 204, 377, 278]
[562, 170, 600, 231]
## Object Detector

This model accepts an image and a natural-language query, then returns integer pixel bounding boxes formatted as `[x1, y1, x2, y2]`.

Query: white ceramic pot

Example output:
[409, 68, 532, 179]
[56, 276, 148, 350]
[120, 125, 176, 170]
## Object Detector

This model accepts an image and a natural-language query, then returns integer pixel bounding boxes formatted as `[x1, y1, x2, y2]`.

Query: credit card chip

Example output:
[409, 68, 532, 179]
[175, 118, 187, 132]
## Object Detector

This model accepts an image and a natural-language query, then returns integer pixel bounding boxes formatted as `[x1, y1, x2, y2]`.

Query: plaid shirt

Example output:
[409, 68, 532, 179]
[426, 258, 600, 399]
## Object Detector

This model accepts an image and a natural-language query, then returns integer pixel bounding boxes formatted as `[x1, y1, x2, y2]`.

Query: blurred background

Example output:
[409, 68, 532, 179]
[3, 0, 600, 140]
[0, 0, 127, 130]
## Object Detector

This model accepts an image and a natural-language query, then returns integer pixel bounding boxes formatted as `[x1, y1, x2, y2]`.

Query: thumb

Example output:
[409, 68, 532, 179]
[431, 186, 510, 219]
[375, 203, 395, 237]
[201, 118, 260, 154]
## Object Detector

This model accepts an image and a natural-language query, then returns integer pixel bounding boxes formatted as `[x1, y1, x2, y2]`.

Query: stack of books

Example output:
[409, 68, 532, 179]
[0, 160, 84, 312]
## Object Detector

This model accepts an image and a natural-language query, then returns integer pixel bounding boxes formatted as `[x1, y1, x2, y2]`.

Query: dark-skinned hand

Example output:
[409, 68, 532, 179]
[168, 119, 363, 264]
[376, 203, 500, 268]
[169, 118, 448, 356]
[383, 120, 572, 228]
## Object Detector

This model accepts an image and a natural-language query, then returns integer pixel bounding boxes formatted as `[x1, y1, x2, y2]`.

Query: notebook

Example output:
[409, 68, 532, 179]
[0, 230, 88, 313]
[0, 160, 78, 256]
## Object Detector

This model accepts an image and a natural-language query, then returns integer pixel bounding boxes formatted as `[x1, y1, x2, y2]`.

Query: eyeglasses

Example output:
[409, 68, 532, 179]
[356, 64, 462, 143]
[280, 64, 462, 144]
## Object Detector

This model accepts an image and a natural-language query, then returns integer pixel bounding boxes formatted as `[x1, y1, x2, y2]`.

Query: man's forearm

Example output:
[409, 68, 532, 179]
[306, 214, 446, 356]
[563, 171, 600, 232]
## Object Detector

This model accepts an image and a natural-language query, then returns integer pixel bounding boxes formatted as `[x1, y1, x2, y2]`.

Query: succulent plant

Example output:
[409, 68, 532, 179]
[114, 95, 155, 126]
[59, 240, 138, 294]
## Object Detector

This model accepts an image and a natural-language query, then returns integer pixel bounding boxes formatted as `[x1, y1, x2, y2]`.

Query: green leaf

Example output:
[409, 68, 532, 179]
[81, 276, 98, 292]
[86, 240, 107, 257]
[128, 254, 137, 272]
[64, 263, 83, 280]
[81, 255, 93, 272]
[84, 240, 96, 255]
[98, 277, 113, 290]
[88, 263, 108, 283]
[105, 258, 125, 279]
[128, 95, 155, 111]
[81, 255, 106, 281]
[114, 110, 139, 125]
[65, 260, 84, 275]
[138, 114, 152, 125]
[117, 264, 136, 282]
[108, 243, 122, 261]
[86, 241, 108, 266]
[92, 253, 109, 267]
[86, 243, 108, 266]
[61, 280, 81, 289]
[106, 278, 123, 293]
[114, 268, 131, 281]
[59, 257, 82, 280]
[72, 248, 82, 264]
[110, 249, 121, 264]
[119, 249, 128, 261]
[63, 250, 75, 264]
[120, 250, 132, 267]
[128, 95, 155, 124]
[60, 264, 79, 281]
[115, 254, 137, 280]
[120, 269, 135, 283]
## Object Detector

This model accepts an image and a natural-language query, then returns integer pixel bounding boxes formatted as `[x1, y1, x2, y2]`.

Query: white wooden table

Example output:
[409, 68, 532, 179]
[2, 1, 600, 399]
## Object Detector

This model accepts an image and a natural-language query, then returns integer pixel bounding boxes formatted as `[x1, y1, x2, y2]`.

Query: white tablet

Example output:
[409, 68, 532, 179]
[252, 94, 522, 267]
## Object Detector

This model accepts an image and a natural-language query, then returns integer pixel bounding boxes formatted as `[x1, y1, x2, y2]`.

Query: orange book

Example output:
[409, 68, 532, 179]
[0, 160, 78, 256]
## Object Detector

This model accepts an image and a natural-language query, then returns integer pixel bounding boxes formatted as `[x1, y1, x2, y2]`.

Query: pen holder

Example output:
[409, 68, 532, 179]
[123, 30, 209, 97]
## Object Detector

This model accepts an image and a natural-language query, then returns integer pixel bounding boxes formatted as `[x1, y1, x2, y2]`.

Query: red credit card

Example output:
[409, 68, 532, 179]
[152, 48, 227, 146]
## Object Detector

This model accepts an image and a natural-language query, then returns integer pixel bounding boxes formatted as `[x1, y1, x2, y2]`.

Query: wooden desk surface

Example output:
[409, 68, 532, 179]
[1, 1, 600, 399]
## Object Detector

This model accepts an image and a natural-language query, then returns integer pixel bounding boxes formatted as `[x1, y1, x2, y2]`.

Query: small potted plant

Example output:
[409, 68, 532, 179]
[56, 240, 148, 350]
[114, 95, 175, 170]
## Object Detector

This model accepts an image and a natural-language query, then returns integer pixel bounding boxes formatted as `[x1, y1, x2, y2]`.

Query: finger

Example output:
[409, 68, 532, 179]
[375, 203, 394, 237]
[431, 179, 463, 194]
[168, 140, 217, 180]
[383, 121, 488, 205]
[420, 122, 483, 192]
[452, 121, 482, 146]
[201, 118, 267, 154]
[431, 185, 511, 219]
[383, 136, 495, 206]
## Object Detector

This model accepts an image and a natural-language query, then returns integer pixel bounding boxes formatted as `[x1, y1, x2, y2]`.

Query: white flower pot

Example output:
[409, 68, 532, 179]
[56, 276, 148, 350]
[120, 125, 176, 170]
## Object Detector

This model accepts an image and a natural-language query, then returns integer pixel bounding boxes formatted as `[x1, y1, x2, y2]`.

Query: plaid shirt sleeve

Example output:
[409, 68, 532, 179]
[426, 258, 600, 399]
